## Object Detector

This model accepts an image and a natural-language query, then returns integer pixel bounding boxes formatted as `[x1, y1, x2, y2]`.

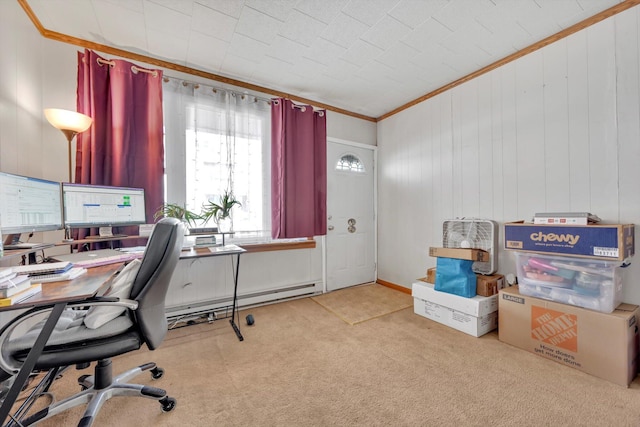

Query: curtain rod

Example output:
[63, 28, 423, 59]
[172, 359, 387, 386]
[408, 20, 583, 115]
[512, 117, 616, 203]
[272, 99, 325, 116]
[162, 76, 324, 115]
[162, 75, 272, 104]
[94, 57, 159, 77]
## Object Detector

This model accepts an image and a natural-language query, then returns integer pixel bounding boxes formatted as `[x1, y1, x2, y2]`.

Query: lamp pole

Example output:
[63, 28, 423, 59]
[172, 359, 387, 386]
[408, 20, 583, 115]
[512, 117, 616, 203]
[62, 130, 77, 183]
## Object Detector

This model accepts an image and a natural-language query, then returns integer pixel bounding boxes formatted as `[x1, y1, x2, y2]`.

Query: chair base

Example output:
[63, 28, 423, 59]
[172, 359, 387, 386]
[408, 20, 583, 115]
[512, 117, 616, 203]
[19, 359, 176, 427]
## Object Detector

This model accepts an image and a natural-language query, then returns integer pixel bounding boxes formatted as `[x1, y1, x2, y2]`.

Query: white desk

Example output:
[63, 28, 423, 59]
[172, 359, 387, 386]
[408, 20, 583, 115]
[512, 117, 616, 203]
[178, 245, 247, 341]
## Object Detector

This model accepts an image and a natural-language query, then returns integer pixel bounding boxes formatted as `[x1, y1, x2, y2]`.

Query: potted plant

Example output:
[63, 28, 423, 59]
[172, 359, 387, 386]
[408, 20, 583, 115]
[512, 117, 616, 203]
[153, 203, 202, 231]
[201, 190, 242, 233]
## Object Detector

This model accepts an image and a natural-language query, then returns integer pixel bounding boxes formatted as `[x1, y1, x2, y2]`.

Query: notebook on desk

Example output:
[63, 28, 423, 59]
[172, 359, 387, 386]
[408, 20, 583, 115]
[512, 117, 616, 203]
[12, 262, 73, 276]
[50, 249, 124, 263]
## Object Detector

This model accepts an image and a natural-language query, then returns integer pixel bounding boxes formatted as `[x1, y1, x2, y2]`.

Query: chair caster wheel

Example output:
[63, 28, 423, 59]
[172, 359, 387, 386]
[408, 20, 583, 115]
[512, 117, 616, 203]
[160, 396, 177, 412]
[151, 367, 164, 380]
[246, 314, 255, 326]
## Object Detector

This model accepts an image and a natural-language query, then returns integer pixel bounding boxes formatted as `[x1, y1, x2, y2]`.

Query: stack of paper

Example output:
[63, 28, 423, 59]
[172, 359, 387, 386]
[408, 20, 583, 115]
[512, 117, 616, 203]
[12, 262, 73, 276]
[0, 272, 32, 298]
[533, 212, 601, 225]
[0, 283, 41, 306]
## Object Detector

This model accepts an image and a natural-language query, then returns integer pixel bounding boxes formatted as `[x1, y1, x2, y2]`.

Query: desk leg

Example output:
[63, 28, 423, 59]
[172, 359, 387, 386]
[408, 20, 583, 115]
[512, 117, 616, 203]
[229, 254, 243, 342]
[0, 303, 66, 425]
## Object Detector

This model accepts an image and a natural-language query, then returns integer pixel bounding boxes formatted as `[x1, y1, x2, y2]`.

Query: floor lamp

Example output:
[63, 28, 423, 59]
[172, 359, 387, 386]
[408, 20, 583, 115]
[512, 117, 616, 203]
[44, 108, 93, 183]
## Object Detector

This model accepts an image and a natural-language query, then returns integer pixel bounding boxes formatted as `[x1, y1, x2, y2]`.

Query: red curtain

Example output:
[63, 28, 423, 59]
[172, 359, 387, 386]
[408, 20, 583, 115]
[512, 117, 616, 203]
[271, 98, 327, 239]
[76, 49, 164, 234]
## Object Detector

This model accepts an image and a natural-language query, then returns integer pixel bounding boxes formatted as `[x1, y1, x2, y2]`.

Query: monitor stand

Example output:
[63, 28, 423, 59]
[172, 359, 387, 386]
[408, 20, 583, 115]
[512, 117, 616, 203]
[86, 227, 128, 240]
[3, 234, 20, 246]
[2, 234, 43, 264]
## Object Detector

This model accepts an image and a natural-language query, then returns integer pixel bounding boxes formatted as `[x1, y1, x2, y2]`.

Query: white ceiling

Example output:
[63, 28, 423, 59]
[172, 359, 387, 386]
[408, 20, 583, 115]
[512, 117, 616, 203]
[26, 0, 624, 119]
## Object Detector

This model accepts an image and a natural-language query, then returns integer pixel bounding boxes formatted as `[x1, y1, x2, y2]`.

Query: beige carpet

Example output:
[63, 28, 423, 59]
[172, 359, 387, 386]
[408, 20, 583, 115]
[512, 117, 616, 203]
[310, 283, 413, 325]
[8, 288, 640, 426]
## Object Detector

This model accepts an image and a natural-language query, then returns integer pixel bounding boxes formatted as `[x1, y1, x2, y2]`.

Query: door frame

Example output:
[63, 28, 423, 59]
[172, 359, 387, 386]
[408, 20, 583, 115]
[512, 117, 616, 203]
[323, 137, 378, 293]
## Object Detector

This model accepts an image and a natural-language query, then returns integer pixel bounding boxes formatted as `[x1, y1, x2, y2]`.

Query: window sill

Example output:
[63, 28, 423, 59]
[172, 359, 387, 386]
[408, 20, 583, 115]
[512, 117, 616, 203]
[239, 238, 316, 253]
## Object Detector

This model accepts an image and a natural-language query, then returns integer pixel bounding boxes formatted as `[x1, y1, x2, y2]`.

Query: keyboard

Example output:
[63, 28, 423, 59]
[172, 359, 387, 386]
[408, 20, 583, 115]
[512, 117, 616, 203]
[71, 252, 144, 268]
[85, 234, 129, 240]
[31, 268, 87, 283]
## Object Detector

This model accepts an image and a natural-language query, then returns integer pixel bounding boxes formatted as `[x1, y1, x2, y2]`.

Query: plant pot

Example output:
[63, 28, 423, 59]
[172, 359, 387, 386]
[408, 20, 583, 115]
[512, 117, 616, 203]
[217, 217, 232, 233]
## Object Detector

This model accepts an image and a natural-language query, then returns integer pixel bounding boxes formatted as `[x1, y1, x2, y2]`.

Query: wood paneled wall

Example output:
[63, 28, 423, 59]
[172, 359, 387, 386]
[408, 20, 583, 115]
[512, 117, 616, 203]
[377, 6, 640, 304]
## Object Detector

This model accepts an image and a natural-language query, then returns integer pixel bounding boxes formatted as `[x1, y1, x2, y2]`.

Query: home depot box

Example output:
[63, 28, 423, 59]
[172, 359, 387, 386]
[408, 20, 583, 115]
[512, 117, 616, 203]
[476, 273, 505, 297]
[498, 286, 639, 387]
[504, 222, 634, 261]
[412, 281, 498, 337]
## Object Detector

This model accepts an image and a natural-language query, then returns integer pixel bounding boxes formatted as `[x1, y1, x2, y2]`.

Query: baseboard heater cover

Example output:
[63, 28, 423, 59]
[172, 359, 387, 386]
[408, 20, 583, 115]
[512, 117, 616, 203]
[166, 282, 318, 319]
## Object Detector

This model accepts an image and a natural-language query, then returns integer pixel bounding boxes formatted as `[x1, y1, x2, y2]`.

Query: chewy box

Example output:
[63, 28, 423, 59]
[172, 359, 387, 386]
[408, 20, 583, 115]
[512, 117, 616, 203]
[514, 252, 623, 313]
[499, 286, 639, 387]
[412, 281, 498, 337]
[504, 222, 634, 261]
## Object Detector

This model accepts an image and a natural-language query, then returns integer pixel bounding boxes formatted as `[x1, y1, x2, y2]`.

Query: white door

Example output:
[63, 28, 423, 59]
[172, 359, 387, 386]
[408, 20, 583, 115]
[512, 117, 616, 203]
[326, 140, 376, 291]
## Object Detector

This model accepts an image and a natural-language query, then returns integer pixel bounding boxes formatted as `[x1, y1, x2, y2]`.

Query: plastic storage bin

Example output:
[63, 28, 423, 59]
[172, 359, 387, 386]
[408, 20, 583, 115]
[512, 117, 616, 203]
[514, 252, 623, 313]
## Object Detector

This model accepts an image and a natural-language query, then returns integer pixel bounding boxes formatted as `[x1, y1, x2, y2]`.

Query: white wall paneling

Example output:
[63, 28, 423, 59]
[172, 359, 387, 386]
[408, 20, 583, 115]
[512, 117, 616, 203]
[587, 18, 619, 221]
[616, 5, 640, 228]
[377, 5, 640, 305]
[477, 73, 494, 219]
[515, 50, 546, 219]
[542, 39, 570, 212]
[165, 244, 323, 319]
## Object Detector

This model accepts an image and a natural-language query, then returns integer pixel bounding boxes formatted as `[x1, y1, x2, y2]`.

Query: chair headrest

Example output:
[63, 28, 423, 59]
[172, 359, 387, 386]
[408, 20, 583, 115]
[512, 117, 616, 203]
[130, 217, 183, 299]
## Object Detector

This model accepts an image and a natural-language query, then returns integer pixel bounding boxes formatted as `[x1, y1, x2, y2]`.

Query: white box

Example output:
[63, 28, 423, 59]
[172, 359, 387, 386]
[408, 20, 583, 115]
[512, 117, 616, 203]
[139, 224, 155, 237]
[412, 281, 498, 337]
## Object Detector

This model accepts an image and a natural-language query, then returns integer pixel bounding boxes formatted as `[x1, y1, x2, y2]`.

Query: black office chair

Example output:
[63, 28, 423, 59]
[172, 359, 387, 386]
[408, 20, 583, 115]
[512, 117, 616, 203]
[0, 217, 184, 426]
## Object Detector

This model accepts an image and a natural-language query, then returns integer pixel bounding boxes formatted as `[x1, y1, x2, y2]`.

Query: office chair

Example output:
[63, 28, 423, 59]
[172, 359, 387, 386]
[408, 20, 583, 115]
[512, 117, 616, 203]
[0, 217, 184, 426]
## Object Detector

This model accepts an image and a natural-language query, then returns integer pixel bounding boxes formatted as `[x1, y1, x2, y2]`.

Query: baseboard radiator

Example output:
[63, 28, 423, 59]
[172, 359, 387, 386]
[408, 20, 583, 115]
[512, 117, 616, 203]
[165, 282, 319, 324]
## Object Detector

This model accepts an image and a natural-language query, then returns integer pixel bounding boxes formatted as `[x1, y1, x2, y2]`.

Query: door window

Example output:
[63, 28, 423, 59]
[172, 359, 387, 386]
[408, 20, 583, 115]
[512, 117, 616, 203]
[335, 154, 365, 173]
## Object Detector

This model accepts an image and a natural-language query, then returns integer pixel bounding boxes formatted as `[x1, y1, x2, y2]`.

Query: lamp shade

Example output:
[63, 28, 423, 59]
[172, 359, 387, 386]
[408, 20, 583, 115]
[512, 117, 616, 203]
[44, 109, 92, 133]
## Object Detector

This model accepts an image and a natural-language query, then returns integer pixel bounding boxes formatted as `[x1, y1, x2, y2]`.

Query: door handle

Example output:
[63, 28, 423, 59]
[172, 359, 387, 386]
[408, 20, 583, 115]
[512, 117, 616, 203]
[328, 225, 334, 231]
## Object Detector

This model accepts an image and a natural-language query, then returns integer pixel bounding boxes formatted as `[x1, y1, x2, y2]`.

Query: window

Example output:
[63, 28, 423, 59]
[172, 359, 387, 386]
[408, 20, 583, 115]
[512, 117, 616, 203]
[336, 154, 365, 173]
[163, 79, 272, 235]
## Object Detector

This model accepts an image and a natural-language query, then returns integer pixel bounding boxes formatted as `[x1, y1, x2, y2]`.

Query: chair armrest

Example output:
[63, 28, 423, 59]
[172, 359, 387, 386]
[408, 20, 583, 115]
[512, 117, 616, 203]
[67, 298, 139, 311]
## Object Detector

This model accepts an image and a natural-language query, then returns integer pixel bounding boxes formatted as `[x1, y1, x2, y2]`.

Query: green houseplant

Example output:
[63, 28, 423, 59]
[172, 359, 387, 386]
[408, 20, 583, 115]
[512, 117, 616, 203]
[153, 203, 202, 229]
[201, 190, 241, 232]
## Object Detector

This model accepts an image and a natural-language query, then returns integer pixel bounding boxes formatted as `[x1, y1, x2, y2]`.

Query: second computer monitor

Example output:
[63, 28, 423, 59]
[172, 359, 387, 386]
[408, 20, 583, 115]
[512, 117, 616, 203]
[0, 171, 63, 236]
[62, 183, 146, 230]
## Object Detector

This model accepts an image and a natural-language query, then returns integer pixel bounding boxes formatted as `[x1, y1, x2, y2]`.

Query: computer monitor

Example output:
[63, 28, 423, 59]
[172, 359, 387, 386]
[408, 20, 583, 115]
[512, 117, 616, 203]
[0, 171, 63, 241]
[62, 183, 146, 236]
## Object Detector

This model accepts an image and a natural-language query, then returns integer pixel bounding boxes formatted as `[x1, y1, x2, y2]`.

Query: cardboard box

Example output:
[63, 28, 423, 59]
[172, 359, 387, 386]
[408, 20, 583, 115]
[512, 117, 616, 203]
[498, 286, 639, 387]
[504, 222, 634, 261]
[428, 247, 490, 262]
[514, 252, 623, 313]
[412, 281, 498, 337]
[476, 273, 505, 297]
[426, 267, 436, 284]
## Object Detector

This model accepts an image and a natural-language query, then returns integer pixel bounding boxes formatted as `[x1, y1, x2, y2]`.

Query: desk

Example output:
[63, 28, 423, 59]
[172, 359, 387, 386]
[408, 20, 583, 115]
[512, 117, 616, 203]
[179, 245, 246, 341]
[0, 263, 123, 425]
[54, 235, 149, 247]
[2, 245, 55, 264]
[54, 235, 149, 253]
